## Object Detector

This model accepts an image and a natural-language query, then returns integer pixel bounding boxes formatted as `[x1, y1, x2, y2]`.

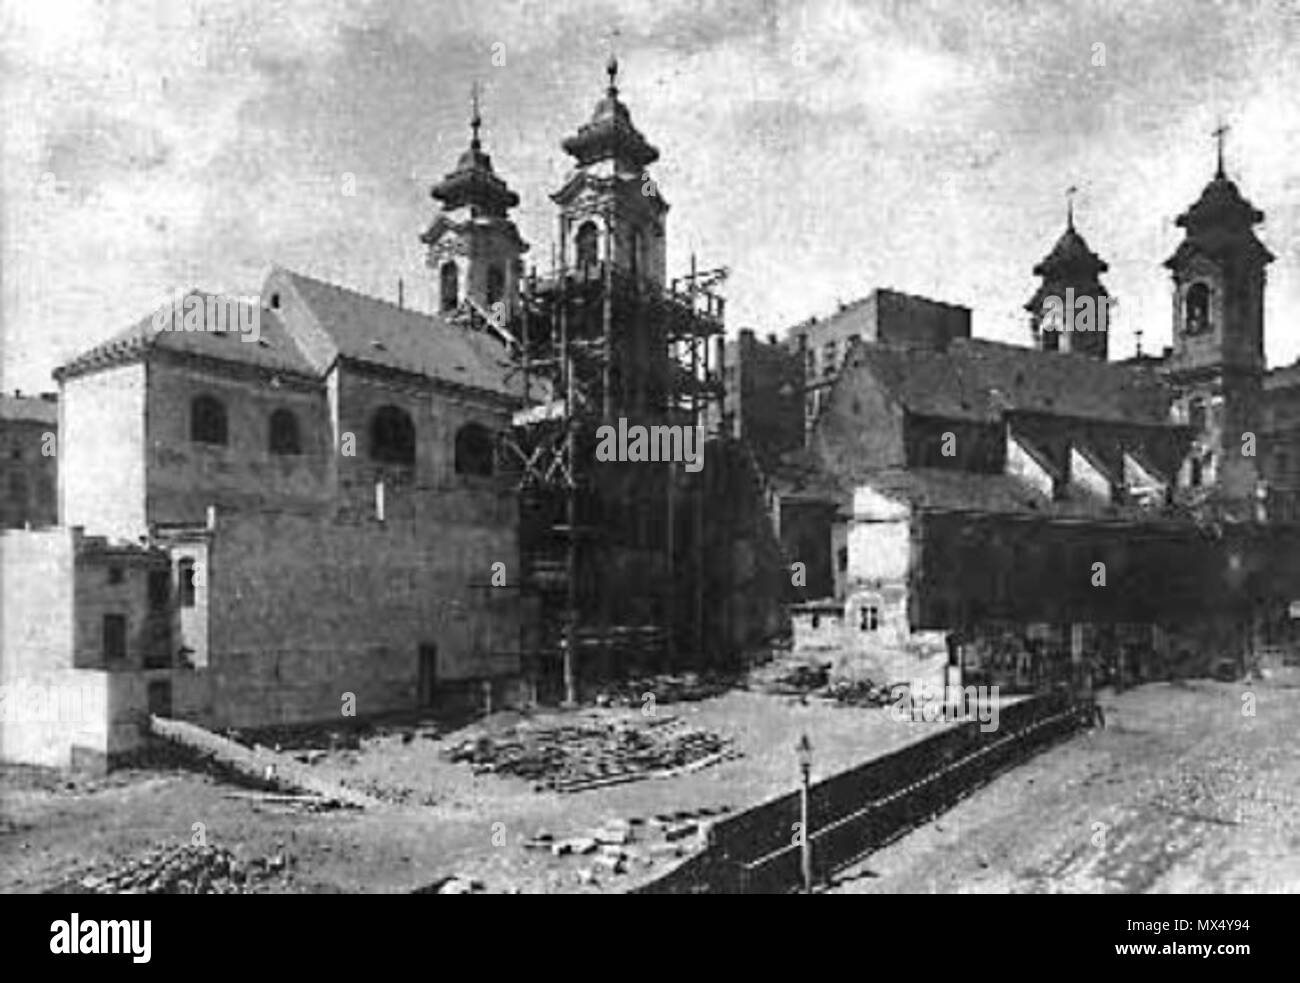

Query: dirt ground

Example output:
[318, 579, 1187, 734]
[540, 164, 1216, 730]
[0, 687, 961, 894]
[828, 677, 1300, 893]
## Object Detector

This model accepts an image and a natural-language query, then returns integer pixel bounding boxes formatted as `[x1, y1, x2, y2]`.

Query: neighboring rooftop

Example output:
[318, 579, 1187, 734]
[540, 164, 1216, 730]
[0, 392, 57, 425]
[271, 269, 520, 399]
[54, 292, 314, 382]
[788, 288, 972, 352]
[53, 271, 523, 402]
[843, 337, 1175, 427]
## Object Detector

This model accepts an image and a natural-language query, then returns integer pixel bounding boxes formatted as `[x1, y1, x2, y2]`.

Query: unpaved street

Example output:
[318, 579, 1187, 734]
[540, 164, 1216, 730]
[829, 678, 1300, 893]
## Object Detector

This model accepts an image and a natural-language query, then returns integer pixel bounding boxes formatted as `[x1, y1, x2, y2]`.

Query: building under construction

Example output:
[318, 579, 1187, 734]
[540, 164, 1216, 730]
[504, 257, 728, 703]
[418, 60, 789, 703]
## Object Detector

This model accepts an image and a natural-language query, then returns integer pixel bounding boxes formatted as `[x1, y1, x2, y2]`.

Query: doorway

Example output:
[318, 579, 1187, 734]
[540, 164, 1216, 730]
[418, 644, 437, 708]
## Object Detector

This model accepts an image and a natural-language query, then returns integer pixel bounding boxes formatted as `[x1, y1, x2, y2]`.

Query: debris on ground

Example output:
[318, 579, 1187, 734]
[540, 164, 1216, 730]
[54, 843, 295, 895]
[411, 873, 486, 895]
[425, 805, 733, 894]
[591, 671, 737, 708]
[221, 791, 341, 814]
[442, 715, 739, 793]
[747, 658, 831, 695]
[821, 677, 899, 708]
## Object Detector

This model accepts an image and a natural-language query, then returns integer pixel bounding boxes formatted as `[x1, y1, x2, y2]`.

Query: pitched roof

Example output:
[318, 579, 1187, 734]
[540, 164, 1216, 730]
[861, 467, 1053, 514]
[55, 292, 315, 381]
[273, 269, 519, 400]
[858, 467, 1154, 520]
[846, 338, 1174, 427]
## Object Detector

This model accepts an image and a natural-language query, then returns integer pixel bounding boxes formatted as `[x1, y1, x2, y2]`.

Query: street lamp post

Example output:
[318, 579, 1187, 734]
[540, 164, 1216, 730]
[797, 733, 813, 894]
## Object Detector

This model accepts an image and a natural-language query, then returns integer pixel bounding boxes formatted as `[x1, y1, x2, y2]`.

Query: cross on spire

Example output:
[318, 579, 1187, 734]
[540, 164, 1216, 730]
[1213, 119, 1230, 178]
[470, 81, 482, 148]
[1066, 185, 1078, 230]
[606, 27, 621, 95]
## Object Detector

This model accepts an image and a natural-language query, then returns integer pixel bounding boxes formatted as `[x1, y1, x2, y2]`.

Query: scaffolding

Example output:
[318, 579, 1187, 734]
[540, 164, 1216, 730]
[498, 256, 727, 704]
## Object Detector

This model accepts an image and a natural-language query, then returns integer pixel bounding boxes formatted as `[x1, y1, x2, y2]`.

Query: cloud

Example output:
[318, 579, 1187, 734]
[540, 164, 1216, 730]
[4, 0, 1300, 391]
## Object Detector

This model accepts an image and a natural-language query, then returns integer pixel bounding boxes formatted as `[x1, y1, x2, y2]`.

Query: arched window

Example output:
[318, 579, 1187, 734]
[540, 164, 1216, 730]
[369, 405, 416, 465]
[575, 220, 599, 270]
[455, 422, 495, 477]
[1185, 282, 1210, 336]
[268, 408, 301, 455]
[190, 395, 228, 445]
[440, 261, 459, 313]
[485, 265, 505, 308]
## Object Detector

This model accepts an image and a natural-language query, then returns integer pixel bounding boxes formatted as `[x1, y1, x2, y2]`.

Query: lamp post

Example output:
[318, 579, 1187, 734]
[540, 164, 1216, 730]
[796, 733, 813, 894]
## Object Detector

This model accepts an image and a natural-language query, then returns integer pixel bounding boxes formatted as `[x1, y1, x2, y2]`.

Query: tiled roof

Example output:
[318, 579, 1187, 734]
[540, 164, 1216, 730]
[273, 269, 520, 400]
[857, 467, 1153, 520]
[55, 273, 522, 402]
[55, 292, 315, 381]
[0, 394, 57, 424]
[847, 338, 1174, 426]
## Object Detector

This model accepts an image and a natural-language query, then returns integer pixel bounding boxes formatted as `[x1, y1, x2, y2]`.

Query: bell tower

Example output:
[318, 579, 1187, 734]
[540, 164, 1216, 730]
[421, 87, 527, 323]
[1164, 125, 1272, 510]
[552, 57, 668, 288]
[1026, 190, 1111, 360]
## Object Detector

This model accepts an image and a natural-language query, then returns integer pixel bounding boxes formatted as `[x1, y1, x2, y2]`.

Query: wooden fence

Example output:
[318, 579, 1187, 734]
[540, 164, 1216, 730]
[634, 692, 1091, 894]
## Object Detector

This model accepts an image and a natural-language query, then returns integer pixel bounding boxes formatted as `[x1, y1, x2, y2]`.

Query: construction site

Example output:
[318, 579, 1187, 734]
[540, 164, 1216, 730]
[6, 17, 1300, 903]
[500, 253, 733, 705]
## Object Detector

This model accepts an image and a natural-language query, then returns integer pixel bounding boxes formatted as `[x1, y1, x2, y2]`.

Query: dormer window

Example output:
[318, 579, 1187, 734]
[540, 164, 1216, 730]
[1185, 282, 1210, 336]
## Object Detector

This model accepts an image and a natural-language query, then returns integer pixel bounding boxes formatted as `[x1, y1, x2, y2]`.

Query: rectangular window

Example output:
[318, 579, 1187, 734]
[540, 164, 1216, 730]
[103, 614, 127, 661]
[860, 605, 880, 632]
[148, 570, 170, 610]
[822, 341, 838, 377]
[108, 566, 124, 585]
[838, 547, 848, 571]
[179, 559, 197, 608]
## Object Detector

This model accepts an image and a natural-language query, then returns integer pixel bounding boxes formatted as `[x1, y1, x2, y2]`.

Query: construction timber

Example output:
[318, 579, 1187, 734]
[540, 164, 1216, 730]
[498, 257, 727, 704]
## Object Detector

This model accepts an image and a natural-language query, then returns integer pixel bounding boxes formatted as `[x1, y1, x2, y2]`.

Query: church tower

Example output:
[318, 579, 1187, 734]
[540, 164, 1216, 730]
[421, 90, 527, 322]
[553, 57, 667, 287]
[1164, 130, 1272, 510]
[1026, 194, 1111, 360]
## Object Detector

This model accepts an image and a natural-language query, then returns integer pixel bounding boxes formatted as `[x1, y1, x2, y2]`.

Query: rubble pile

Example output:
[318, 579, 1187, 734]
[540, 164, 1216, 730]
[443, 716, 738, 793]
[592, 671, 736, 708]
[413, 806, 732, 894]
[822, 677, 898, 708]
[748, 658, 831, 695]
[63, 843, 294, 895]
[525, 805, 731, 880]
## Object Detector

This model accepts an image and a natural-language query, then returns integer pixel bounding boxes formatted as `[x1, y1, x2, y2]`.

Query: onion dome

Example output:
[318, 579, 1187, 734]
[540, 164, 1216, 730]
[560, 56, 659, 169]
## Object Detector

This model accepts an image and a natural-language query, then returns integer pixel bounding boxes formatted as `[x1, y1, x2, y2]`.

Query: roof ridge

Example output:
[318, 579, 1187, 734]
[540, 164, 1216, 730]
[282, 268, 434, 321]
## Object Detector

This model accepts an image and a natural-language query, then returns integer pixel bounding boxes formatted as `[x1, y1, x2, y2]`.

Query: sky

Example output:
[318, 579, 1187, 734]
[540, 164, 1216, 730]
[4, 0, 1300, 394]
